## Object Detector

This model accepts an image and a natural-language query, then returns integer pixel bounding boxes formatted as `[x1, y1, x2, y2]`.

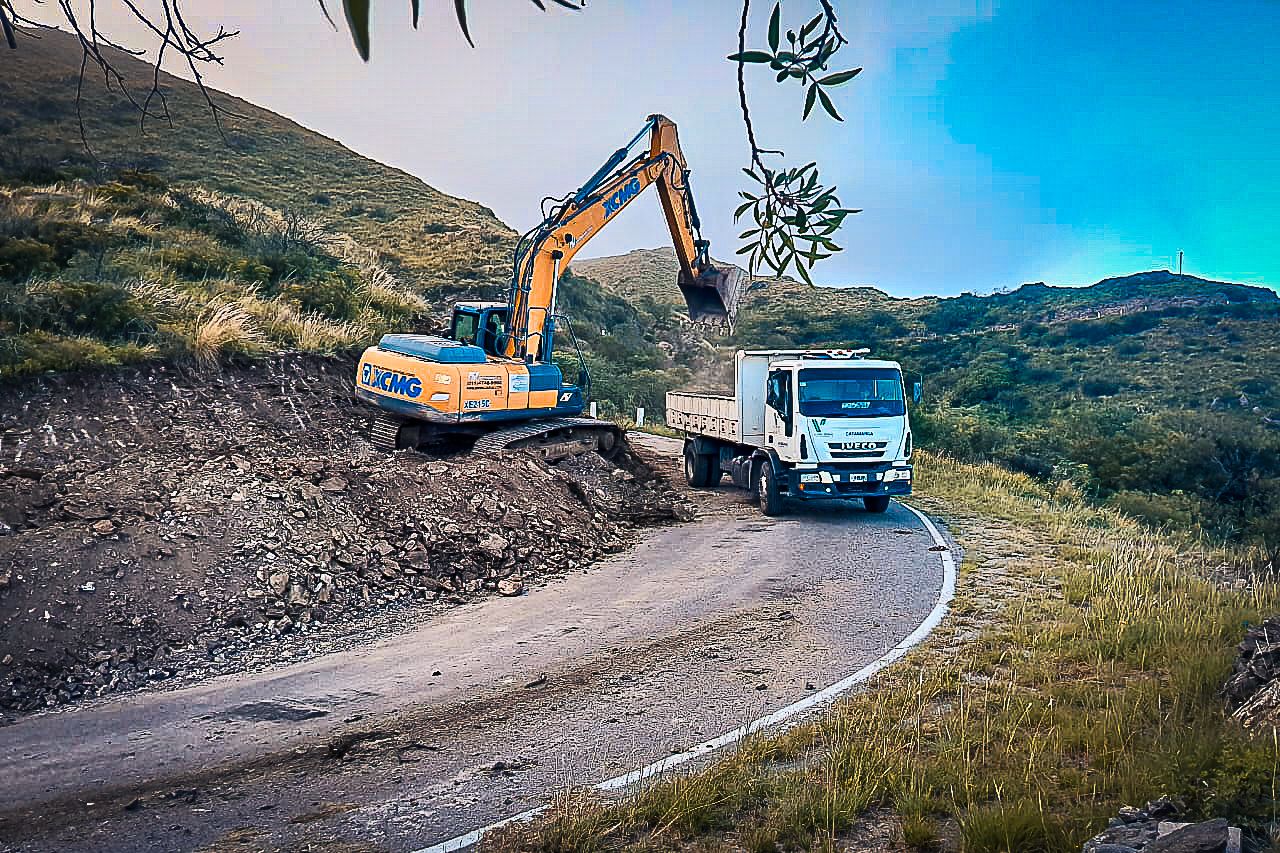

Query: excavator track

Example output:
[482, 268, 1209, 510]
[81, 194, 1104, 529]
[471, 417, 623, 462]
[370, 415, 406, 451]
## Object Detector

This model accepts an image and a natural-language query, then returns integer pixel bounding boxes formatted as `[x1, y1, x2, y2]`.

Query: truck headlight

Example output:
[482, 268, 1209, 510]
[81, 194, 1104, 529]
[799, 473, 821, 483]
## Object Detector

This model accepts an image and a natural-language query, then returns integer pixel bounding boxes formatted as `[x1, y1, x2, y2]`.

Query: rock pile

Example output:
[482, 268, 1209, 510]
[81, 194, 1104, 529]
[1082, 799, 1244, 853]
[1223, 615, 1280, 729]
[0, 354, 690, 718]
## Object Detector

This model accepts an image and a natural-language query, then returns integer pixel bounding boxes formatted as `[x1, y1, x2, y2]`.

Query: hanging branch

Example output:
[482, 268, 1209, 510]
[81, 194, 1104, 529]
[730, 0, 861, 284]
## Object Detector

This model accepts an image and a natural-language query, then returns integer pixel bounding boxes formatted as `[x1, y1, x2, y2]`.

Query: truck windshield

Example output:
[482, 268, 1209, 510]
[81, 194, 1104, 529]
[797, 368, 905, 418]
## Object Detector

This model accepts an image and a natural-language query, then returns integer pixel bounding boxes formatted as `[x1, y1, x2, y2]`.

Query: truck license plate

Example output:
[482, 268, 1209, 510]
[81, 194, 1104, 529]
[847, 473, 868, 482]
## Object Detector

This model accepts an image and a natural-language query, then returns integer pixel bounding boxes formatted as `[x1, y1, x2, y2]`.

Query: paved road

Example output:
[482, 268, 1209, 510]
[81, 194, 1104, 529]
[0, 434, 950, 853]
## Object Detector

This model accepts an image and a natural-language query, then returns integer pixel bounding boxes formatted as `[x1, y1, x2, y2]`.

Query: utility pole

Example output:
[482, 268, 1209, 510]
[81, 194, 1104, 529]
[1177, 250, 1183, 276]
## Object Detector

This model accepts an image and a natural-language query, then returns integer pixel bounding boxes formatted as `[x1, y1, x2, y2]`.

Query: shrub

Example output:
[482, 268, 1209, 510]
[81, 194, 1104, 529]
[422, 222, 460, 235]
[1081, 376, 1122, 397]
[1108, 489, 1201, 530]
[0, 331, 154, 377]
[280, 269, 362, 320]
[0, 238, 55, 280]
[29, 279, 150, 340]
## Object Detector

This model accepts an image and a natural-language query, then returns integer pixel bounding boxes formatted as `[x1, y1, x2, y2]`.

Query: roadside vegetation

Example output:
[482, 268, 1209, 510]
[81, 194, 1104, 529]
[487, 451, 1280, 852]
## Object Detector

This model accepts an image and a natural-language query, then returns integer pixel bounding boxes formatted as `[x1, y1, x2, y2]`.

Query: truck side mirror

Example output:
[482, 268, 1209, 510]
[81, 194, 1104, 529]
[913, 380, 923, 404]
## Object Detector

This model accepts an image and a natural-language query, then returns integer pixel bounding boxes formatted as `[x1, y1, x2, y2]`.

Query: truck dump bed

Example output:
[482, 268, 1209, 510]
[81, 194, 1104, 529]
[666, 392, 740, 443]
[666, 352, 771, 446]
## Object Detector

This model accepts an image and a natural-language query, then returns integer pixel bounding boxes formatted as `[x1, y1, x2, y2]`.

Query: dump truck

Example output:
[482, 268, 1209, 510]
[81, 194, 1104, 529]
[667, 349, 920, 515]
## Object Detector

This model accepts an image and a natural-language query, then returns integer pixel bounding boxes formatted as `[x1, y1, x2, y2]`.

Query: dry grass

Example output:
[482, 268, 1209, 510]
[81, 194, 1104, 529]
[488, 451, 1280, 853]
[190, 302, 266, 364]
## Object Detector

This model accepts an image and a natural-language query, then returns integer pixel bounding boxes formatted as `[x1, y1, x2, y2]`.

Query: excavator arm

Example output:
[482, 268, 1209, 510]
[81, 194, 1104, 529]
[504, 114, 744, 362]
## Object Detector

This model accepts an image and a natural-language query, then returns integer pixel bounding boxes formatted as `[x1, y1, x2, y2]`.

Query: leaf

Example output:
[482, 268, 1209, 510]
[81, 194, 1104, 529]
[768, 2, 781, 52]
[728, 50, 774, 63]
[735, 244, 755, 255]
[797, 260, 814, 285]
[739, 228, 761, 239]
[453, 0, 476, 47]
[410, 0, 420, 27]
[817, 87, 843, 121]
[344, 0, 371, 60]
[819, 68, 862, 86]
[800, 13, 823, 41]
[734, 200, 755, 219]
[743, 167, 764, 183]
[776, 68, 791, 82]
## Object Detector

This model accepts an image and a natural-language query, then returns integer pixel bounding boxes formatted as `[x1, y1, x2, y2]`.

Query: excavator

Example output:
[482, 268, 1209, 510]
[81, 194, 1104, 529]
[354, 114, 745, 459]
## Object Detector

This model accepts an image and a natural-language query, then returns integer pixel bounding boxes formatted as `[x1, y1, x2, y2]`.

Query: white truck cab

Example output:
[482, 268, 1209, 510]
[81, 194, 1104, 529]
[667, 349, 920, 515]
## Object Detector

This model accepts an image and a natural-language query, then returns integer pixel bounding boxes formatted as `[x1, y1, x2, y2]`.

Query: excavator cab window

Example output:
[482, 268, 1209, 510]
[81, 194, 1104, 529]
[451, 309, 479, 346]
[480, 309, 508, 357]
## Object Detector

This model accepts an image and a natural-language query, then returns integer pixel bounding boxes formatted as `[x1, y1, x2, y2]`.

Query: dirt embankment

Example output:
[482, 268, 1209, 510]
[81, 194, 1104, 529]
[0, 355, 689, 719]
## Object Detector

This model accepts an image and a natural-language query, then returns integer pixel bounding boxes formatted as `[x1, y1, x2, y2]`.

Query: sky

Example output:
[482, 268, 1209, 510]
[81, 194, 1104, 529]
[36, 1, 1280, 296]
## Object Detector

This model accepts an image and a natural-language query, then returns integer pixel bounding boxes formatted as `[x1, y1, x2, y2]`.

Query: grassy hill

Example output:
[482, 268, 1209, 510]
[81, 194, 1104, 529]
[0, 26, 516, 377]
[576, 247, 1280, 550]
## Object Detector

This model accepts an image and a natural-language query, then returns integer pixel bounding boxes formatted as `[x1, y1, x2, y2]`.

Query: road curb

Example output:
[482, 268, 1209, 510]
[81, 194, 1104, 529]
[411, 499, 958, 853]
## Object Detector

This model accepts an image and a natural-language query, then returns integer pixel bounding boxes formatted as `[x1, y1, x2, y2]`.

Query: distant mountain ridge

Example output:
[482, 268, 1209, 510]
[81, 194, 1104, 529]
[572, 248, 1275, 336]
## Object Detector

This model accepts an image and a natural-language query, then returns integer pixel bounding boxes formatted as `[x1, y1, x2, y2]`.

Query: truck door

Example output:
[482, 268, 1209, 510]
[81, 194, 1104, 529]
[765, 368, 798, 460]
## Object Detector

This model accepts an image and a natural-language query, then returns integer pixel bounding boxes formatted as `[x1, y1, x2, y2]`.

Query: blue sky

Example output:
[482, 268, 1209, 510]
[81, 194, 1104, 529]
[56, 1, 1279, 296]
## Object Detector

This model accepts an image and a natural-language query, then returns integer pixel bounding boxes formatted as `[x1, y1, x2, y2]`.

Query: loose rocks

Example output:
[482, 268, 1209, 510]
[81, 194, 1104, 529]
[1223, 615, 1280, 728]
[0, 354, 691, 719]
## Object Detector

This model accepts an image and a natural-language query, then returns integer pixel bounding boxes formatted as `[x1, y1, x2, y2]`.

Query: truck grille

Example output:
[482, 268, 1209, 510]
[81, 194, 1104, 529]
[828, 441, 887, 459]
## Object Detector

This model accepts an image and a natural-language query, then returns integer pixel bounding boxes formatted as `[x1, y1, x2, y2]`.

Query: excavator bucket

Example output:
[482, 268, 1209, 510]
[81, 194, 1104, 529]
[678, 265, 747, 331]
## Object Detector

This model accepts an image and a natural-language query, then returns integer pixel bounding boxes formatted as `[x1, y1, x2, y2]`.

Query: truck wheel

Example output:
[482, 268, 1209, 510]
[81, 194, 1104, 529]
[684, 444, 712, 487]
[756, 463, 784, 516]
[863, 495, 891, 513]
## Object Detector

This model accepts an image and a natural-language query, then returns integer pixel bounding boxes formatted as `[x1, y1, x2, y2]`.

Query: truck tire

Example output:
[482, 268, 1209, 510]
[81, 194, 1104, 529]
[756, 462, 784, 516]
[863, 495, 891, 513]
[684, 443, 712, 487]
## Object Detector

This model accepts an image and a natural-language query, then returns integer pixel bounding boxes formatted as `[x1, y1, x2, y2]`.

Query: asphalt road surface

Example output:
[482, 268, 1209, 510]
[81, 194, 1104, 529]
[0, 434, 951, 853]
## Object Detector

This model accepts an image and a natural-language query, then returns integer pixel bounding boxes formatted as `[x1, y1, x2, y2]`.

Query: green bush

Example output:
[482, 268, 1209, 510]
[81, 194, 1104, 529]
[0, 331, 152, 377]
[0, 238, 55, 280]
[1108, 489, 1201, 530]
[280, 269, 361, 320]
[37, 280, 150, 340]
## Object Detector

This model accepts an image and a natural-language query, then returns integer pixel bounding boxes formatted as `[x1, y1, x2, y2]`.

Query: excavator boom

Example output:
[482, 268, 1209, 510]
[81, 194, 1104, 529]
[505, 114, 744, 361]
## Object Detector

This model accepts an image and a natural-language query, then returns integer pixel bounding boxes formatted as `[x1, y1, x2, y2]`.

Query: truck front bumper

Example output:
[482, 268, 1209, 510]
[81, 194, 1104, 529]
[787, 464, 912, 500]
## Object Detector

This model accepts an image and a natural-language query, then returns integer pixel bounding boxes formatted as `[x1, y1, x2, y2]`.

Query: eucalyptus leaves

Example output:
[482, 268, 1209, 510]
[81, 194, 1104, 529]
[730, 1, 862, 284]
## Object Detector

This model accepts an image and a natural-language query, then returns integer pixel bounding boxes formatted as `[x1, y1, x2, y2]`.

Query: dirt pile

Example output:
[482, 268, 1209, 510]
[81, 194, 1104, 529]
[1223, 615, 1280, 728]
[0, 354, 689, 718]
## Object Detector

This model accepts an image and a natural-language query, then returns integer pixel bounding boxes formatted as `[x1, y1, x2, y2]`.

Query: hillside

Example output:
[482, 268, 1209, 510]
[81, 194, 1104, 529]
[0, 26, 517, 377]
[1, 27, 513, 287]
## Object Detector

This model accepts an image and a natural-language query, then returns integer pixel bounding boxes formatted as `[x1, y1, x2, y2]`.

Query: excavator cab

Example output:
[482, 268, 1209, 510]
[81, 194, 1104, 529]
[450, 302, 510, 358]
